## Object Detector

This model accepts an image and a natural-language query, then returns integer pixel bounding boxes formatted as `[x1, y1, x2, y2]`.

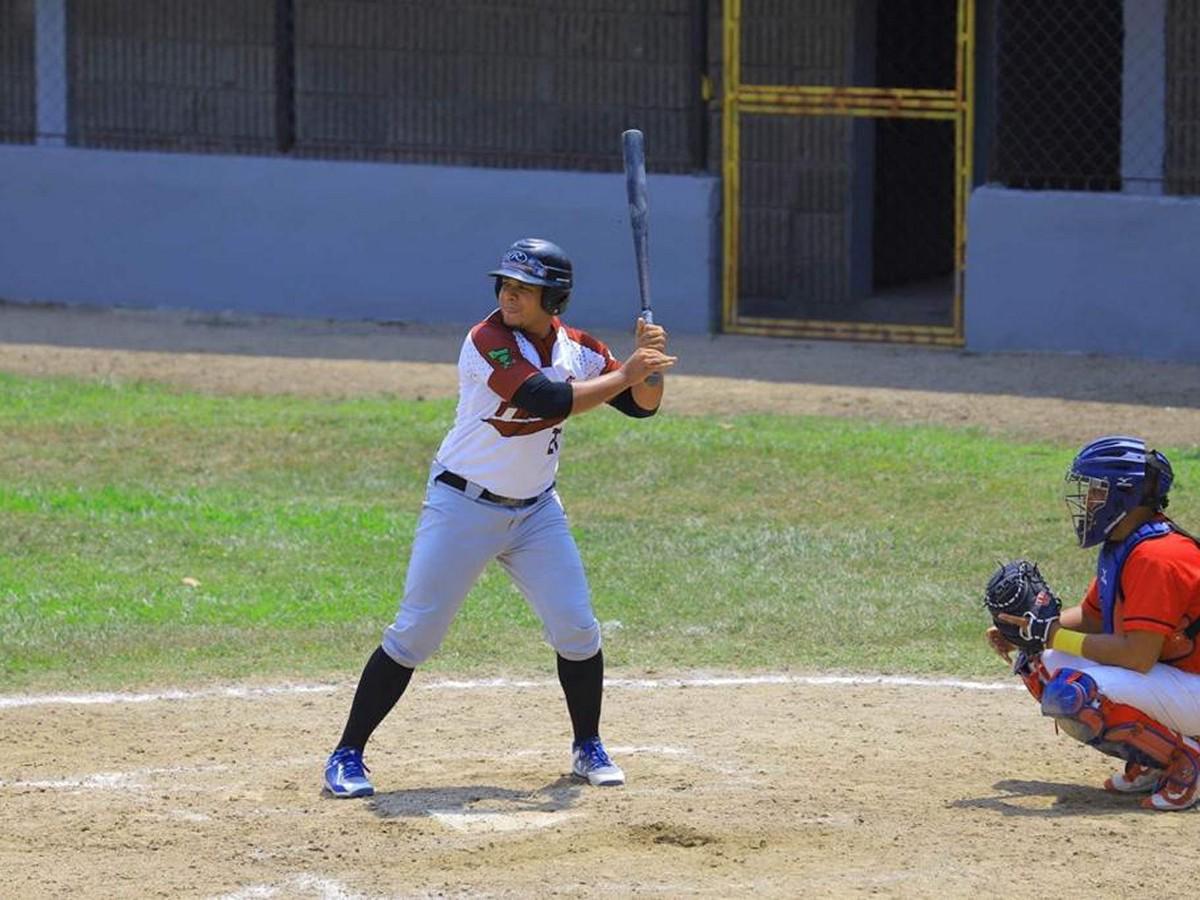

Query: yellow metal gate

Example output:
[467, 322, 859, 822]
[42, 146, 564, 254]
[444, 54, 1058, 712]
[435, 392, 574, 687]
[722, 0, 975, 345]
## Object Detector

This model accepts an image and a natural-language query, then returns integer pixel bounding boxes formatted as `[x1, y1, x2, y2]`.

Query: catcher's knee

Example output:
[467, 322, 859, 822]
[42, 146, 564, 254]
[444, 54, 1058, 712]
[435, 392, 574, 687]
[1041, 669, 1105, 745]
[1041, 669, 1098, 718]
[1041, 668, 1184, 769]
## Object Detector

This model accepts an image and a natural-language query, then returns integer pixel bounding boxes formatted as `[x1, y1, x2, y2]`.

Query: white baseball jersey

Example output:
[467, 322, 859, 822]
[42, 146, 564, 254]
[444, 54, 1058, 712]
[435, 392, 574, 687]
[433, 309, 620, 499]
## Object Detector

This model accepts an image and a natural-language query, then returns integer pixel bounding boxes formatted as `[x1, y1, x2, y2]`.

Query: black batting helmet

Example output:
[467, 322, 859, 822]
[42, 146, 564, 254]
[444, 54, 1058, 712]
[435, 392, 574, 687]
[488, 238, 573, 316]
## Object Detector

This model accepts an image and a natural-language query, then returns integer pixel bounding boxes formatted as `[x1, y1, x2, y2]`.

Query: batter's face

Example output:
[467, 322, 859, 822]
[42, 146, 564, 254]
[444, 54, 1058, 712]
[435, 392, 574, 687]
[498, 278, 553, 336]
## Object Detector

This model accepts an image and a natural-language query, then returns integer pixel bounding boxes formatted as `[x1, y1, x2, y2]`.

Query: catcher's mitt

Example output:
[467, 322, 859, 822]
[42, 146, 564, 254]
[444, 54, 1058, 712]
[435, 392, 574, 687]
[983, 560, 1062, 653]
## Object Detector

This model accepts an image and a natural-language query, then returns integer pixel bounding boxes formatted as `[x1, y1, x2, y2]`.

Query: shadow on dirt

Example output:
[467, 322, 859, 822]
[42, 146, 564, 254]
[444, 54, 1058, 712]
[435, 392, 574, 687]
[366, 777, 582, 819]
[949, 778, 1150, 817]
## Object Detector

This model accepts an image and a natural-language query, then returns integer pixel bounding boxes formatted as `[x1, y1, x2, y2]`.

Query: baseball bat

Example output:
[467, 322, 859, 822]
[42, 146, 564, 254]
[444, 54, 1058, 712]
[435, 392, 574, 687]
[621, 128, 661, 384]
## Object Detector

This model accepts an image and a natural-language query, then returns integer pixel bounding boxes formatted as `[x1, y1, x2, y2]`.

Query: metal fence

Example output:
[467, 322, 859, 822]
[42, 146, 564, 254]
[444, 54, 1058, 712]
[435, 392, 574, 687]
[985, 0, 1199, 195]
[724, 0, 964, 342]
[4, 0, 1198, 193]
[1167, 0, 1200, 195]
[1, 0, 709, 173]
[0, 0, 36, 142]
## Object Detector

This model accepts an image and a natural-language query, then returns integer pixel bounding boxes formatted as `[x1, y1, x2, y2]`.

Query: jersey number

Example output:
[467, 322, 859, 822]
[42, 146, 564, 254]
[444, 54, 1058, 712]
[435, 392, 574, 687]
[547, 427, 562, 455]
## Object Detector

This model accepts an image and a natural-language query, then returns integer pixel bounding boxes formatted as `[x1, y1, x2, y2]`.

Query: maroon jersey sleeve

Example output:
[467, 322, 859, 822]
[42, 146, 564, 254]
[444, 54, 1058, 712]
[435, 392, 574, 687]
[469, 315, 540, 401]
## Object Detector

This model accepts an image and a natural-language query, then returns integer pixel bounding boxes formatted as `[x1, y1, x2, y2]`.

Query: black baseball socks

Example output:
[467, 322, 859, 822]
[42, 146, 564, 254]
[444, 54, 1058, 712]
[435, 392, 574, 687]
[336, 645, 414, 752]
[557, 648, 605, 746]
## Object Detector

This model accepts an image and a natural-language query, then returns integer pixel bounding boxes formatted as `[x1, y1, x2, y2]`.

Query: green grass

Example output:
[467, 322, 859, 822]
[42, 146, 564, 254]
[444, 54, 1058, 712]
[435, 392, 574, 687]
[2, 371, 1197, 691]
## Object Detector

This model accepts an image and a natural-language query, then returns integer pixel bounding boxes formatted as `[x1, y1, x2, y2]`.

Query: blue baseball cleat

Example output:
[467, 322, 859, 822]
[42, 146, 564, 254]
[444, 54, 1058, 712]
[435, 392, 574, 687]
[324, 746, 374, 798]
[571, 736, 625, 787]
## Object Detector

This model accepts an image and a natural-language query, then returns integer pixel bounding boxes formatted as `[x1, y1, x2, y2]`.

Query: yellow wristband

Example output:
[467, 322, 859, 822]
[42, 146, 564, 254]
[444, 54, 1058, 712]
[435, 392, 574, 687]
[1051, 628, 1086, 657]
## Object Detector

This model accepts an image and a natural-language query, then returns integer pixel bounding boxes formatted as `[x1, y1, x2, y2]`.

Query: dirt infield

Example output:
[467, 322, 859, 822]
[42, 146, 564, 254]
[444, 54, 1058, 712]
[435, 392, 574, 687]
[3, 302, 1200, 898]
[6, 675, 1199, 899]
[3, 301, 1200, 446]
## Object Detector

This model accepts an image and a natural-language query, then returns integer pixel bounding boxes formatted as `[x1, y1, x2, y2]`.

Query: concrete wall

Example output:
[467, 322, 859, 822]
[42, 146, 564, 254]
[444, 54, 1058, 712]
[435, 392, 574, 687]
[965, 186, 1200, 362]
[8, 147, 1200, 361]
[0, 145, 719, 333]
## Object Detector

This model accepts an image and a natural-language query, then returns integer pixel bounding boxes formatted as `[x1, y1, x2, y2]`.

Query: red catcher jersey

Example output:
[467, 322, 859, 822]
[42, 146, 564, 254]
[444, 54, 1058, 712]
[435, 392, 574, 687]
[1082, 528, 1200, 673]
[433, 309, 620, 498]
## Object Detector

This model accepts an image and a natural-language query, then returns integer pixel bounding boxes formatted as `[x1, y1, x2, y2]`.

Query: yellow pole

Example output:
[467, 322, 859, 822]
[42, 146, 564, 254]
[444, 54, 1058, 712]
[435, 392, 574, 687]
[952, 0, 976, 341]
[722, 0, 741, 330]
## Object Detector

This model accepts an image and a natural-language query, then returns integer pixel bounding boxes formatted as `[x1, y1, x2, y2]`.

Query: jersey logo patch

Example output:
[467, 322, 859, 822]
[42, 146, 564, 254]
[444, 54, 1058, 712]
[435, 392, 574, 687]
[487, 348, 515, 368]
[484, 401, 564, 437]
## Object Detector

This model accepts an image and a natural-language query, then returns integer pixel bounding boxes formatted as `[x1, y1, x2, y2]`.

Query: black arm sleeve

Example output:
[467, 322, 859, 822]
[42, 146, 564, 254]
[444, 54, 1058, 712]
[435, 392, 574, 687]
[511, 372, 574, 419]
[606, 387, 657, 418]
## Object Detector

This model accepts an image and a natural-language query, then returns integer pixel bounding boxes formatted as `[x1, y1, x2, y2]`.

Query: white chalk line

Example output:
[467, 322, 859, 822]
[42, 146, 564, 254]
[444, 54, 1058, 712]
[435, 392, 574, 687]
[0, 683, 336, 710]
[419, 673, 1022, 693]
[0, 672, 1021, 711]
[0, 761, 231, 791]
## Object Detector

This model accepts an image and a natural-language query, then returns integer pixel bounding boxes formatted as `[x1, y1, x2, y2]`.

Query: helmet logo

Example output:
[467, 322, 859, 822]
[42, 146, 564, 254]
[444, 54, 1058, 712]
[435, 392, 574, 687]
[501, 249, 548, 279]
[1116, 476, 1134, 489]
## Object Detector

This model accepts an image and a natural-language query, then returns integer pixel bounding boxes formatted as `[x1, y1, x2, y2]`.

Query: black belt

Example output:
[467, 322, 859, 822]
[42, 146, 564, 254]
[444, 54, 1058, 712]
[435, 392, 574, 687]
[435, 471, 541, 508]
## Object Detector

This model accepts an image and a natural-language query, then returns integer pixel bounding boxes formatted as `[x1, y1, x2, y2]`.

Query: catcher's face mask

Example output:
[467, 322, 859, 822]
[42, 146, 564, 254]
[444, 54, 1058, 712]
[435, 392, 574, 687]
[1064, 471, 1121, 548]
[1065, 436, 1175, 549]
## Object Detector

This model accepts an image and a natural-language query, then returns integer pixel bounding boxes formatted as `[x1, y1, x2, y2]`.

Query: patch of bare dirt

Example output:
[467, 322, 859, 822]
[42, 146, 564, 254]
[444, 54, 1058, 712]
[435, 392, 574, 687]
[3, 677, 1195, 899]
[3, 302, 1199, 446]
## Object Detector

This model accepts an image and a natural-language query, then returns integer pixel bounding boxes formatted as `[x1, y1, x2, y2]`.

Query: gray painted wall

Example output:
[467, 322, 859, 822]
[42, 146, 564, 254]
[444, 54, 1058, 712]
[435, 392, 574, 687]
[7, 147, 1200, 362]
[0, 146, 719, 333]
[965, 186, 1200, 362]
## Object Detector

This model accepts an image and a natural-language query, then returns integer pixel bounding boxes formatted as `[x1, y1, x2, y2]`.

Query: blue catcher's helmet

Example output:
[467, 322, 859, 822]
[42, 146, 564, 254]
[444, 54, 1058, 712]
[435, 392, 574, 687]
[488, 238, 573, 316]
[1065, 435, 1174, 548]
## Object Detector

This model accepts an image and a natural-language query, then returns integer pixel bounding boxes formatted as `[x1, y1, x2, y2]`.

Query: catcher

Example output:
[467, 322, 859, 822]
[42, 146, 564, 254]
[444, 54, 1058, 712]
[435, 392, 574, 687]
[984, 435, 1200, 811]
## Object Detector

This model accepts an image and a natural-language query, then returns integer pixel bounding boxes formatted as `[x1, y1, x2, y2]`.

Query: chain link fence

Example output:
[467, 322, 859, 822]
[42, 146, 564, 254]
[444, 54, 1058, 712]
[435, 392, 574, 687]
[3, 1, 1199, 190]
[0, 0, 36, 143]
[69, 0, 280, 155]
[1167, 0, 1200, 194]
[985, 0, 1199, 195]
[0, 0, 709, 173]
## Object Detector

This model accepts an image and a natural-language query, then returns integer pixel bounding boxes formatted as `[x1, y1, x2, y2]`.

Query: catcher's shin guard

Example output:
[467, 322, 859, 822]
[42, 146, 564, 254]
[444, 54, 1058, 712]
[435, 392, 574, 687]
[1013, 651, 1051, 701]
[1040, 668, 1200, 809]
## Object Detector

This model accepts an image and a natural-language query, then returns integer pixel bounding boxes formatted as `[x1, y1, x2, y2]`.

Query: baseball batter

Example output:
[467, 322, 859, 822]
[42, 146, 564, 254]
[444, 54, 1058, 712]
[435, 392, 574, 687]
[324, 237, 676, 797]
[985, 435, 1200, 811]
